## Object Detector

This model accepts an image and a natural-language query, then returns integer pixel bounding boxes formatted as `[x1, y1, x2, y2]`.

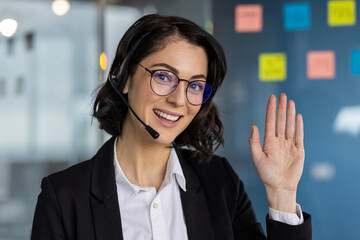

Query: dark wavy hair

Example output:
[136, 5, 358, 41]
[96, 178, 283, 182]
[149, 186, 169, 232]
[93, 14, 227, 162]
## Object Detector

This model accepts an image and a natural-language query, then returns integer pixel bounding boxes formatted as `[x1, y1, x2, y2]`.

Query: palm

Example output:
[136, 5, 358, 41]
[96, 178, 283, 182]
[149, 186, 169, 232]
[249, 94, 304, 193]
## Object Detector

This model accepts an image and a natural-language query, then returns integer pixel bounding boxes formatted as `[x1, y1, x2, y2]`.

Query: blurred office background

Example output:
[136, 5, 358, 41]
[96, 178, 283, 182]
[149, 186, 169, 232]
[0, 0, 359, 239]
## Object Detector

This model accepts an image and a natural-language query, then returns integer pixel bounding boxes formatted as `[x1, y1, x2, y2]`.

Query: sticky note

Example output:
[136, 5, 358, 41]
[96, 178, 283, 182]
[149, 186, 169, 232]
[351, 50, 360, 75]
[328, 0, 356, 26]
[235, 4, 263, 33]
[283, 2, 311, 31]
[307, 51, 335, 79]
[259, 53, 287, 81]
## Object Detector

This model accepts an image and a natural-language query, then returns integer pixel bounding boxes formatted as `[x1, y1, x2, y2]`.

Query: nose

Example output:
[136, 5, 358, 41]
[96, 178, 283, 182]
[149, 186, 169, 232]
[166, 81, 187, 107]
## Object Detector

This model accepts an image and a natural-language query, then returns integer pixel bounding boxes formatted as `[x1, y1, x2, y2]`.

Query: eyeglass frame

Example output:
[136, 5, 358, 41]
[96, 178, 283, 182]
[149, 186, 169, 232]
[136, 63, 212, 106]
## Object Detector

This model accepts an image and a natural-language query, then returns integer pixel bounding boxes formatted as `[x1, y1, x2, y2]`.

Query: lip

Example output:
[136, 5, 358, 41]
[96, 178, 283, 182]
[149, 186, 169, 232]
[153, 108, 183, 128]
[153, 108, 183, 117]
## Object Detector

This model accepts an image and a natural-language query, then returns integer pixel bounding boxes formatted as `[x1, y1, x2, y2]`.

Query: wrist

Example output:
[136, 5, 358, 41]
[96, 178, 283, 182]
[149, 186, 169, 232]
[265, 186, 297, 214]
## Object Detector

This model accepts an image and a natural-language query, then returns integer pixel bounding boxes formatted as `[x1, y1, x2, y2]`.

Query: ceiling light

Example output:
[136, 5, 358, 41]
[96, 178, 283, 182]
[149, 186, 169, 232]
[52, 0, 70, 16]
[0, 18, 18, 38]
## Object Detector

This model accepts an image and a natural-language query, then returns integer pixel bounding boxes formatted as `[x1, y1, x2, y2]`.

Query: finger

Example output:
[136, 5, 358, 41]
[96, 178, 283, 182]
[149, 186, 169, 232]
[264, 95, 276, 138]
[276, 93, 287, 137]
[285, 100, 296, 142]
[249, 125, 265, 165]
[295, 114, 304, 148]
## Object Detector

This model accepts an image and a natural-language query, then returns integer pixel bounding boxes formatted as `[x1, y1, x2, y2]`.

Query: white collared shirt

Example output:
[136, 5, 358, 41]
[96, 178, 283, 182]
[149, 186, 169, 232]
[113, 140, 304, 240]
[113, 141, 188, 240]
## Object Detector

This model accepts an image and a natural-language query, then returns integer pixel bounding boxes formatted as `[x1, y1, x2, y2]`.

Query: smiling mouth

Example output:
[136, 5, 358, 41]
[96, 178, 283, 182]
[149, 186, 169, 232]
[153, 109, 182, 123]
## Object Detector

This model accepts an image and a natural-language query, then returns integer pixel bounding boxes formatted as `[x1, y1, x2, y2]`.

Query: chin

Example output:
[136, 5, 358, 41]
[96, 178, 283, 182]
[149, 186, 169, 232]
[153, 132, 177, 146]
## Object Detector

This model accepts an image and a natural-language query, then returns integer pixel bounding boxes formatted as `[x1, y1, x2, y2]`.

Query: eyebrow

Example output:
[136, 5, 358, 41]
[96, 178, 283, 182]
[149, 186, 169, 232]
[149, 63, 207, 80]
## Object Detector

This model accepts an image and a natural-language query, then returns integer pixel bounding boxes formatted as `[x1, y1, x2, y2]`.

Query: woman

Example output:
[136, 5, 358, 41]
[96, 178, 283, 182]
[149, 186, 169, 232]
[32, 14, 311, 239]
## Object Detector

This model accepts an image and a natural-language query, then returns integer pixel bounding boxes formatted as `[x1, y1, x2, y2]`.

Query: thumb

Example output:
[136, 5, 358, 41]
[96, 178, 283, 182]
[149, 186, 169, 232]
[249, 125, 264, 164]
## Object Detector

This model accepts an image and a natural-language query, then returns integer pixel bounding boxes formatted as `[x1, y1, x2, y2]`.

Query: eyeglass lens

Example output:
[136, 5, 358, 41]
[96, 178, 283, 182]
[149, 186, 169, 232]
[150, 70, 212, 105]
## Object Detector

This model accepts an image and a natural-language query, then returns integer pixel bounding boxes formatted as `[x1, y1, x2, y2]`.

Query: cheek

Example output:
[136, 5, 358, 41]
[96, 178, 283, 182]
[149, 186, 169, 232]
[191, 105, 202, 117]
[184, 106, 201, 126]
[127, 79, 154, 105]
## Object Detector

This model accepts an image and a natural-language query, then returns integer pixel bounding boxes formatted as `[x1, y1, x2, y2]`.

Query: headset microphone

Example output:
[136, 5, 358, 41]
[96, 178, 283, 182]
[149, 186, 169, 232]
[108, 55, 160, 140]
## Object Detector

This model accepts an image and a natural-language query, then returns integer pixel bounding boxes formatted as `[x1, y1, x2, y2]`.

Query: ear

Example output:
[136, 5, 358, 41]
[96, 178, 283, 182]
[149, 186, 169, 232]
[122, 77, 130, 94]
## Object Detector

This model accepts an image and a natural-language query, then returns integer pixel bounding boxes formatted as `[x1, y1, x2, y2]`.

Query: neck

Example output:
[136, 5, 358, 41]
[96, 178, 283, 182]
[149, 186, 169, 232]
[116, 118, 171, 191]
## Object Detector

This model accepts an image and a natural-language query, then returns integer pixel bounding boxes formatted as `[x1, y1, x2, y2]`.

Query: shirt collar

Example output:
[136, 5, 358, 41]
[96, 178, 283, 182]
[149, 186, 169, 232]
[163, 146, 187, 192]
[113, 138, 187, 206]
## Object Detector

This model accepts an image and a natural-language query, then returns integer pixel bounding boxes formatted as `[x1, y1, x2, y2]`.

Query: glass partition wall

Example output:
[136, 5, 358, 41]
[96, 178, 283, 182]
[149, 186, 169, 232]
[1, 1, 107, 238]
[0, 1, 211, 239]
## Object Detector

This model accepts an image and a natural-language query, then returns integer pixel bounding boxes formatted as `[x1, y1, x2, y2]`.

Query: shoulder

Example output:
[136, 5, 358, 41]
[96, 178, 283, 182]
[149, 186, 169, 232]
[42, 159, 93, 197]
[43, 137, 116, 195]
[179, 149, 244, 193]
[179, 149, 249, 220]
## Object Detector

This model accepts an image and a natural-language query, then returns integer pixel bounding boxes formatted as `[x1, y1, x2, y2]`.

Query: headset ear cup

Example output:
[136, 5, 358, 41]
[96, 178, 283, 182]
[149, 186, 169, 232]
[110, 73, 117, 82]
[109, 63, 128, 92]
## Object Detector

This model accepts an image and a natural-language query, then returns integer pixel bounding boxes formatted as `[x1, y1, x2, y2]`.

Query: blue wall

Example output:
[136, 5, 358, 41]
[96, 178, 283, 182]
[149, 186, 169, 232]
[213, 0, 360, 239]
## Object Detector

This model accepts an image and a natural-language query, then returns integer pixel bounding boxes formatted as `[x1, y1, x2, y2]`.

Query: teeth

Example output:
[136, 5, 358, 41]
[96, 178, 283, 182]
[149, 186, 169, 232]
[154, 110, 180, 122]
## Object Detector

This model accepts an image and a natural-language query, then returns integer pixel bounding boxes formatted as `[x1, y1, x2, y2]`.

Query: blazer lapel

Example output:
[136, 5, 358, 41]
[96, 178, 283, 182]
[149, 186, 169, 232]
[176, 148, 215, 240]
[89, 137, 124, 240]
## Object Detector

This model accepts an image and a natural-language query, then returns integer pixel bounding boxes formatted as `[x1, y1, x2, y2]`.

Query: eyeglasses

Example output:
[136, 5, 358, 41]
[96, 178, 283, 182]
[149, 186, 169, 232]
[137, 63, 212, 105]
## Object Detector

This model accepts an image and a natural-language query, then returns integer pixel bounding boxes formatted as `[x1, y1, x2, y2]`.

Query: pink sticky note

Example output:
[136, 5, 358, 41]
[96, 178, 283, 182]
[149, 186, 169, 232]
[235, 4, 263, 33]
[307, 51, 335, 79]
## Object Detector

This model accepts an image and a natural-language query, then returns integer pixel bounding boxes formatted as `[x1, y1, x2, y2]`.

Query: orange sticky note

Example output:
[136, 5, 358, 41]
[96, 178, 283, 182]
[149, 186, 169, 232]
[235, 4, 263, 33]
[307, 51, 335, 79]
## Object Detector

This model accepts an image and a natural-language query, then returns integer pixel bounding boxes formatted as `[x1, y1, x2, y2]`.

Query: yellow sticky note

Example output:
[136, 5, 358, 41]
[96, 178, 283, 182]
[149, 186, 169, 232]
[259, 53, 287, 81]
[328, 0, 356, 26]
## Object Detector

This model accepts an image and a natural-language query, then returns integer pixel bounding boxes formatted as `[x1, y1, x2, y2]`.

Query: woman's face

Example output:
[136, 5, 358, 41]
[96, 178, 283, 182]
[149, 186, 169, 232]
[122, 39, 208, 145]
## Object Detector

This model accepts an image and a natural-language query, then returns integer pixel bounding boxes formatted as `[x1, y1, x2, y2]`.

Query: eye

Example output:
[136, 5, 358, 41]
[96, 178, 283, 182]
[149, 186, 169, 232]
[188, 81, 205, 92]
[153, 71, 176, 84]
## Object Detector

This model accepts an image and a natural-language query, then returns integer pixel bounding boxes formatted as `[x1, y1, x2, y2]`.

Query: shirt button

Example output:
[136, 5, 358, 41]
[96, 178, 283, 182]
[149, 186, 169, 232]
[153, 203, 158, 209]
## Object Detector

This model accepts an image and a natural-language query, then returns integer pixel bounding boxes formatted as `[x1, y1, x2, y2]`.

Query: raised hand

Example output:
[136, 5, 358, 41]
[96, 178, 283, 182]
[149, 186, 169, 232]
[249, 94, 305, 213]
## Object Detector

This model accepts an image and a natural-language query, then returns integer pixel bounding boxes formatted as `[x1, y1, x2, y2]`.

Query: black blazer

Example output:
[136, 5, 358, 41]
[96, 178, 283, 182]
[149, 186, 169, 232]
[31, 137, 312, 240]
